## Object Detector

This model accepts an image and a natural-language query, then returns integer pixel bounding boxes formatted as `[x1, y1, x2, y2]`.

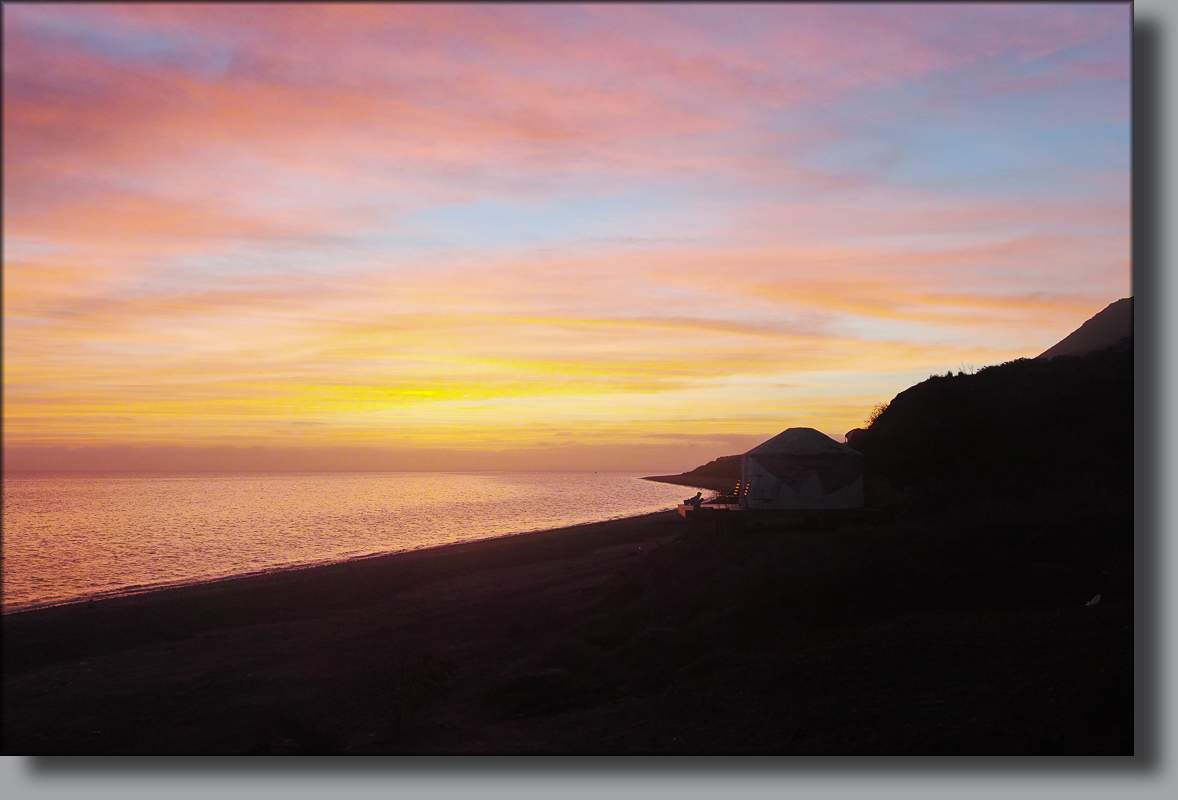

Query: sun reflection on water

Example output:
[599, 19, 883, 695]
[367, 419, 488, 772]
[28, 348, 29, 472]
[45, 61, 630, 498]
[2, 472, 691, 612]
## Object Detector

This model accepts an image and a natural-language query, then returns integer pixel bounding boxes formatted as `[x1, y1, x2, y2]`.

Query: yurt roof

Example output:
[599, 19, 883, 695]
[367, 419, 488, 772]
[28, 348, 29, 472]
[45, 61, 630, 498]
[745, 427, 861, 457]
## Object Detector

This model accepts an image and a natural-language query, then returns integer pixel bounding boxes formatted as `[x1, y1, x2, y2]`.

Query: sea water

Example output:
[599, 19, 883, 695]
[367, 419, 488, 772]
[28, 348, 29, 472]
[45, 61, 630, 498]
[2, 471, 693, 613]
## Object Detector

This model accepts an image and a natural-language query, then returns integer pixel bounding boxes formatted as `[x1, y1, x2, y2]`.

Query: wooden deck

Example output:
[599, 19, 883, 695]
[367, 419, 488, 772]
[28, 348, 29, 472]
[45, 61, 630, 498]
[676, 503, 740, 518]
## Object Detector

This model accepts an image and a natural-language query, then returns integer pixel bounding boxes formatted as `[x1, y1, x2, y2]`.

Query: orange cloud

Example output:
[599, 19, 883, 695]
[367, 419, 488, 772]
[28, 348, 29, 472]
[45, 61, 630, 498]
[3, 4, 1130, 469]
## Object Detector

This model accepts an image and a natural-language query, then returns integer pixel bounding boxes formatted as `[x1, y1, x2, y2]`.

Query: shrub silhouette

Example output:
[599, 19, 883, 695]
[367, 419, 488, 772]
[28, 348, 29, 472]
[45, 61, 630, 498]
[850, 340, 1132, 511]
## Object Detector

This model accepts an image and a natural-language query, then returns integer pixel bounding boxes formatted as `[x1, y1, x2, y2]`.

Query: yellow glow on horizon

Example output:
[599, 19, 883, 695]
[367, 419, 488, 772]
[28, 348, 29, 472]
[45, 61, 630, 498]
[2, 4, 1130, 469]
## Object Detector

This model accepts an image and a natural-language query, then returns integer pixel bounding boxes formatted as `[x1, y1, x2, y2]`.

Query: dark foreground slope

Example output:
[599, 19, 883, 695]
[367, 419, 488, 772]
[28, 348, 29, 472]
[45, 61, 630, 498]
[1, 510, 1131, 755]
[2, 345, 1133, 755]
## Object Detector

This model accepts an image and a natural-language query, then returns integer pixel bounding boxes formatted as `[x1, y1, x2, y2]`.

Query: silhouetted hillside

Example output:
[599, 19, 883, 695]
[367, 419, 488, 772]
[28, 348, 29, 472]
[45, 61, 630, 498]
[683, 454, 742, 480]
[845, 338, 1132, 511]
[1038, 298, 1132, 360]
[645, 455, 742, 492]
[662, 321, 1133, 528]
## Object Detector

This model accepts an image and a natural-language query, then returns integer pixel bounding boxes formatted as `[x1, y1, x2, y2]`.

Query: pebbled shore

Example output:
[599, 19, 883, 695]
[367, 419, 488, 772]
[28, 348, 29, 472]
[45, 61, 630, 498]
[2, 507, 1132, 754]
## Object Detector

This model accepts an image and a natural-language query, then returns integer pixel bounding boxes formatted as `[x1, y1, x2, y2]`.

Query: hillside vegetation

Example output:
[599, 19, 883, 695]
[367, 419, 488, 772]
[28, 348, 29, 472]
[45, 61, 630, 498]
[847, 338, 1133, 512]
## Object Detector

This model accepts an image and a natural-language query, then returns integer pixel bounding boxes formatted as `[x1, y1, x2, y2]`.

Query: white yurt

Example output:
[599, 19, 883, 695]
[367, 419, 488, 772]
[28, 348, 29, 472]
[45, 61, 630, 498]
[739, 428, 863, 510]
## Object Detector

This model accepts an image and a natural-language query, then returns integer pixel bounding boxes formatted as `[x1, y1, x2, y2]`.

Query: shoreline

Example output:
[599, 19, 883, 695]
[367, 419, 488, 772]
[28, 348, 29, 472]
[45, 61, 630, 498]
[2, 497, 1133, 754]
[4, 505, 699, 753]
[3, 508, 684, 670]
[3, 501, 686, 617]
[2, 506, 681, 618]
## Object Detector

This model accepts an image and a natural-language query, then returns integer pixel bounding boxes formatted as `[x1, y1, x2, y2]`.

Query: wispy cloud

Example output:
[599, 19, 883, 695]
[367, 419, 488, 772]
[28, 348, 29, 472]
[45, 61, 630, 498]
[3, 3, 1130, 468]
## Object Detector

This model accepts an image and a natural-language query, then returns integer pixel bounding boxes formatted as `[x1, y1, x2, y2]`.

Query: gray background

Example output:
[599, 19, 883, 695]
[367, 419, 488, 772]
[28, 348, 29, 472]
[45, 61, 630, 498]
[2, 0, 1173, 797]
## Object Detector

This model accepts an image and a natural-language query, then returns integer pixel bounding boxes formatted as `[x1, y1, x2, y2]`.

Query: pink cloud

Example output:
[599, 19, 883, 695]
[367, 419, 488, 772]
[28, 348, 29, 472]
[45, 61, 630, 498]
[3, 4, 1130, 463]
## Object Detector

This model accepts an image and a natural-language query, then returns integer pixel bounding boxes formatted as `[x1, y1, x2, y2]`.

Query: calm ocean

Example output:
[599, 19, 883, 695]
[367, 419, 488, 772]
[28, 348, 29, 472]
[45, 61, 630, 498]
[2, 471, 693, 613]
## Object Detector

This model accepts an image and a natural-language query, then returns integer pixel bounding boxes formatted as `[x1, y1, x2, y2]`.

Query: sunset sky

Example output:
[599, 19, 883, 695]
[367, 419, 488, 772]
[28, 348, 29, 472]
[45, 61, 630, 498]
[3, 3, 1131, 472]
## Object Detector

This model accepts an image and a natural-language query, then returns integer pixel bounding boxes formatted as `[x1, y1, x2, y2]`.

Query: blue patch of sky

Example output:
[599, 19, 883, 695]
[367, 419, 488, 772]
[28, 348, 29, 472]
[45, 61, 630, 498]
[92, 181, 723, 287]
[879, 119, 1124, 187]
[765, 31, 1128, 195]
[9, 5, 233, 82]
[782, 93, 1126, 197]
[377, 189, 713, 255]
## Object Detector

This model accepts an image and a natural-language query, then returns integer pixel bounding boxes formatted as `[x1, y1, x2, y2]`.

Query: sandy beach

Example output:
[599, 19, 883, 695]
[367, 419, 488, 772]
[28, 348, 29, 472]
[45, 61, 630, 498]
[2, 500, 1132, 755]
